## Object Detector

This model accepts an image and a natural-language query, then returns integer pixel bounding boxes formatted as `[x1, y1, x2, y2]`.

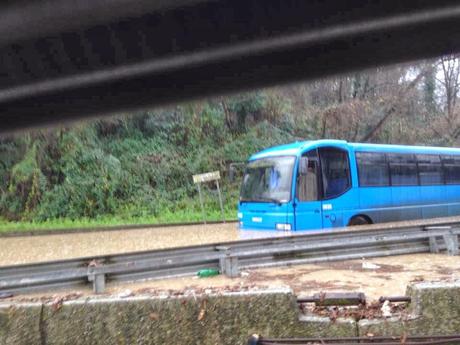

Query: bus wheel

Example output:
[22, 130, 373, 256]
[348, 216, 370, 226]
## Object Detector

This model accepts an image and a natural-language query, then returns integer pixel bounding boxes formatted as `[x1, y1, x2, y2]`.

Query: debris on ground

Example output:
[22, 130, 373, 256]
[362, 260, 381, 270]
[117, 289, 133, 298]
[197, 268, 220, 278]
[299, 300, 408, 321]
[50, 296, 64, 312]
[381, 300, 392, 317]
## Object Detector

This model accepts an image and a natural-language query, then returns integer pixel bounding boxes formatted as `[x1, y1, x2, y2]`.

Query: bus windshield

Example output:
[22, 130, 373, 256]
[240, 156, 295, 203]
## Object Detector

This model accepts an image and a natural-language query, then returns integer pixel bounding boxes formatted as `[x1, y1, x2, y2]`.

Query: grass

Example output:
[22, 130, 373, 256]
[0, 208, 237, 234]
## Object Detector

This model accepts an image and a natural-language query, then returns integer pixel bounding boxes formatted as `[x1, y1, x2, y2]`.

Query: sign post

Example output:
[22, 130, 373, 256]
[192, 171, 225, 224]
[215, 179, 225, 223]
[196, 183, 206, 224]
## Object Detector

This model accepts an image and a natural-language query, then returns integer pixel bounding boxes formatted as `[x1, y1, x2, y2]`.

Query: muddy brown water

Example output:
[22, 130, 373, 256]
[0, 223, 239, 266]
[3, 215, 460, 266]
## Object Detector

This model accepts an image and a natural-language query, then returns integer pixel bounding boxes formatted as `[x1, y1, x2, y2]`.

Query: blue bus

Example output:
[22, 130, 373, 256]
[238, 139, 460, 231]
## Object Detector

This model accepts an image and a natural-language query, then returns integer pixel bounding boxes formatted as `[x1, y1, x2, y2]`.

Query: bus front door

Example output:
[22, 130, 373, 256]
[294, 150, 323, 231]
[294, 199, 323, 231]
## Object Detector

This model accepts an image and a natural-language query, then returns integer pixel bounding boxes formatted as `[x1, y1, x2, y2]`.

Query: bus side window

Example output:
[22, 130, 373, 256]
[356, 152, 390, 186]
[319, 148, 351, 198]
[388, 153, 418, 186]
[441, 155, 460, 184]
[417, 154, 443, 185]
[297, 151, 319, 201]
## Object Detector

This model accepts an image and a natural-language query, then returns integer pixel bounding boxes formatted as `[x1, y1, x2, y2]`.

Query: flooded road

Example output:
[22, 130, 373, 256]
[0, 223, 239, 266]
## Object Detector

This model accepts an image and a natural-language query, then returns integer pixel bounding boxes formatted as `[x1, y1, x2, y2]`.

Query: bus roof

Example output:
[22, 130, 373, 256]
[349, 142, 460, 155]
[249, 139, 460, 160]
[249, 141, 310, 160]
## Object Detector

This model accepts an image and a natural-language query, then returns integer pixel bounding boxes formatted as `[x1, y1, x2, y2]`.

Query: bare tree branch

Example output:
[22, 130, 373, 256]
[360, 67, 429, 142]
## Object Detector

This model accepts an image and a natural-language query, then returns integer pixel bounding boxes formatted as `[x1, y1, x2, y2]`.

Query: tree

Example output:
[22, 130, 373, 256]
[431, 55, 460, 144]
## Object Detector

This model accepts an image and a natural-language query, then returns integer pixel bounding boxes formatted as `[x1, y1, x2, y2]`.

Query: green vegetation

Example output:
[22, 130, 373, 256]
[0, 209, 236, 233]
[0, 92, 295, 232]
[1, 57, 458, 233]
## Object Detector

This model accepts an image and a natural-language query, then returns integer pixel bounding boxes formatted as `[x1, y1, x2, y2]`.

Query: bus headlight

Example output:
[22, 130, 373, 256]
[276, 223, 291, 231]
[237, 212, 243, 219]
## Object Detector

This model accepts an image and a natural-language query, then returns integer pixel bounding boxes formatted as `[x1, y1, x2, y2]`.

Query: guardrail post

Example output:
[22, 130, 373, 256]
[88, 271, 106, 294]
[443, 230, 459, 256]
[429, 236, 440, 253]
[216, 246, 240, 278]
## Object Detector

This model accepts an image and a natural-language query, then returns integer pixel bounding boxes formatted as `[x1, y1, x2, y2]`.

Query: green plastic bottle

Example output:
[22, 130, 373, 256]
[197, 268, 220, 278]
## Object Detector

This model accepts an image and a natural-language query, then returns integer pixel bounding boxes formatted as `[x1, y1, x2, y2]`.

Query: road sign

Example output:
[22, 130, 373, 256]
[193, 171, 220, 184]
[192, 171, 224, 224]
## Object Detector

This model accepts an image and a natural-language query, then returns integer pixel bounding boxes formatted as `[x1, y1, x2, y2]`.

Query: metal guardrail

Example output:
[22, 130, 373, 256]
[0, 219, 459, 295]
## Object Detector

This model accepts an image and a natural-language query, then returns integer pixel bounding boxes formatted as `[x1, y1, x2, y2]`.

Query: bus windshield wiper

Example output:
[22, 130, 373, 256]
[240, 197, 282, 204]
[257, 197, 282, 204]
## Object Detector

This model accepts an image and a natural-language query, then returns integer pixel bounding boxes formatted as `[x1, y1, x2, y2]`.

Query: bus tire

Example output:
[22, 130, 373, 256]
[348, 215, 371, 226]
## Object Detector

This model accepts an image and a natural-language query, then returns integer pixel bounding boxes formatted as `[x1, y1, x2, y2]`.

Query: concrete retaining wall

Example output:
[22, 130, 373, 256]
[1, 281, 460, 345]
[0, 303, 42, 345]
[0, 288, 355, 345]
[359, 281, 460, 336]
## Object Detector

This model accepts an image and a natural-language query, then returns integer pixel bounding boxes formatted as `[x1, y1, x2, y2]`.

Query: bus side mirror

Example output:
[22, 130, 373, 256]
[299, 157, 308, 176]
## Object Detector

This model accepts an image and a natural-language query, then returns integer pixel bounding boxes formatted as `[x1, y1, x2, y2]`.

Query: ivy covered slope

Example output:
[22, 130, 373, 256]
[0, 93, 297, 231]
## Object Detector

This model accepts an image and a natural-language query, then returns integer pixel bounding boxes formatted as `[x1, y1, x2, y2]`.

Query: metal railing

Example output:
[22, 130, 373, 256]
[247, 334, 460, 345]
[0, 219, 459, 295]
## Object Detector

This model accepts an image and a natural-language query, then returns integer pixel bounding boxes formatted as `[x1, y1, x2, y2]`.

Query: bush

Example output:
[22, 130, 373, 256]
[0, 95, 298, 224]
